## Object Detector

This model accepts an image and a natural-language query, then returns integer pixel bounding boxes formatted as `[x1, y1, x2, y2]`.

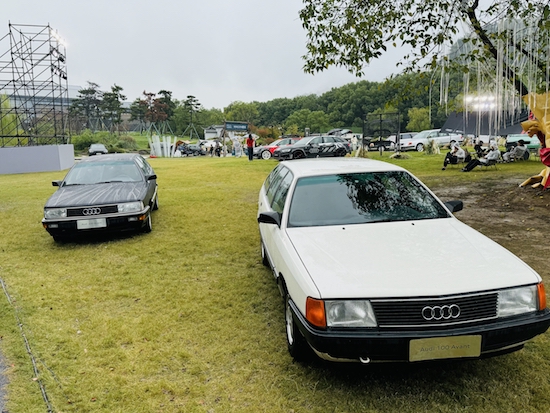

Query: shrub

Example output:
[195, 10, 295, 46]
[116, 135, 138, 151]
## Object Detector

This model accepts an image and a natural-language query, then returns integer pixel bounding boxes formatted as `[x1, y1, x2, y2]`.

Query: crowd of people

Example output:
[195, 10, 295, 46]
[440, 137, 529, 172]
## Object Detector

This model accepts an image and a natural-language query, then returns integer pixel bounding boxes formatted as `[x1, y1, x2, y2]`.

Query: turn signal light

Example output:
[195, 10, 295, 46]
[537, 283, 547, 310]
[306, 297, 326, 328]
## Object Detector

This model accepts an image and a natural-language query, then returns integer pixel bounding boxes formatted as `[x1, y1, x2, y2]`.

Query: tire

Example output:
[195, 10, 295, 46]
[52, 235, 66, 243]
[285, 292, 310, 360]
[416, 143, 424, 152]
[261, 150, 272, 160]
[152, 194, 159, 211]
[261, 242, 269, 267]
[293, 151, 305, 159]
[143, 213, 152, 233]
[335, 148, 347, 157]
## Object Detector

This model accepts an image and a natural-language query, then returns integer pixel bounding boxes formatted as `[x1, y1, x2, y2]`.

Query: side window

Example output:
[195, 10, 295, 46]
[323, 137, 335, 143]
[310, 137, 322, 145]
[264, 164, 282, 193]
[266, 166, 289, 205]
[271, 170, 294, 214]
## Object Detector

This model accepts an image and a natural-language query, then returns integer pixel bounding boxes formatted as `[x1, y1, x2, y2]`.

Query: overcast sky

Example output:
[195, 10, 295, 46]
[3, 0, 406, 109]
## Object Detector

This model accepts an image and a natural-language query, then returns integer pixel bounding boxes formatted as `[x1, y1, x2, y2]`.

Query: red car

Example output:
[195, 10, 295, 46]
[255, 137, 301, 160]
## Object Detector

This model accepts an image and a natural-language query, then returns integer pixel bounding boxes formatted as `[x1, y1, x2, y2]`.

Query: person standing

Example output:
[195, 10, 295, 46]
[246, 134, 254, 161]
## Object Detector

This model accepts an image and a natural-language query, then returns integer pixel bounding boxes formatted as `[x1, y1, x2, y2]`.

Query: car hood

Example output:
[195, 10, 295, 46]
[286, 218, 540, 299]
[45, 182, 147, 208]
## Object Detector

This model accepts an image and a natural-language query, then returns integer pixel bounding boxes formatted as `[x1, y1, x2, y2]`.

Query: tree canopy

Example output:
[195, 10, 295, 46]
[300, 0, 550, 95]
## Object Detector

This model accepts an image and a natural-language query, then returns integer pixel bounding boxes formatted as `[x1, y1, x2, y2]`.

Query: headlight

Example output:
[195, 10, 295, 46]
[281, 148, 291, 153]
[117, 201, 143, 213]
[325, 300, 377, 327]
[498, 285, 538, 317]
[44, 208, 67, 219]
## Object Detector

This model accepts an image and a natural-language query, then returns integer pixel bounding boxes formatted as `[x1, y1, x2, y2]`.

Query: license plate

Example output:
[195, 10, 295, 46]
[77, 218, 107, 230]
[409, 335, 481, 362]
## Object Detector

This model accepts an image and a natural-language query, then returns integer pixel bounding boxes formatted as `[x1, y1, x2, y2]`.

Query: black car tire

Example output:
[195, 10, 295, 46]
[335, 148, 347, 157]
[52, 235, 66, 243]
[143, 213, 152, 233]
[293, 151, 305, 159]
[152, 194, 159, 211]
[261, 150, 272, 160]
[416, 143, 424, 152]
[285, 292, 310, 361]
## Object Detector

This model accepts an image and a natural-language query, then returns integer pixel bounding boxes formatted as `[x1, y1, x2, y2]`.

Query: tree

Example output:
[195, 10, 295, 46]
[407, 107, 432, 132]
[300, 0, 550, 95]
[69, 81, 102, 131]
[224, 101, 260, 125]
[100, 84, 126, 133]
[285, 109, 330, 134]
[0, 94, 18, 136]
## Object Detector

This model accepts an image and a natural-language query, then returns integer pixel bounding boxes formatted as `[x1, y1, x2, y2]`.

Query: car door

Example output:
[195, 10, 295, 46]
[258, 166, 293, 270]
[305, 137, 323, 157]
[135, 156, 157, 207]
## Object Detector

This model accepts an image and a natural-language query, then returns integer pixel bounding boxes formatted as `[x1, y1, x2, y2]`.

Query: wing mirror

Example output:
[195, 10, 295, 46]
[257, 211, 281, 227]
[444, 200, 463, 213]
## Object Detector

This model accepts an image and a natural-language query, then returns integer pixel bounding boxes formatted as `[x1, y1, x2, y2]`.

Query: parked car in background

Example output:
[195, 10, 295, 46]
[506, 133, 541, 156]
[42, 153, 159, 242]
[88, 143, 108, 156]
[257, 158, 550, 363]
[363, 137, 395, 151]
[272, 136, 350, 160]
[182, 143, 206, 156]
[255, 137, 301, 160]
[399, 129, 463, 152]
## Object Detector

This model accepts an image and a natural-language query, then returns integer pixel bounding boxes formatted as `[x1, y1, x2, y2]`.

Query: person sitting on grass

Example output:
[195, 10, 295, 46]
[442, 142, 466, 170]
[502, 139, 527, 162]
[461, 142, 501, 172]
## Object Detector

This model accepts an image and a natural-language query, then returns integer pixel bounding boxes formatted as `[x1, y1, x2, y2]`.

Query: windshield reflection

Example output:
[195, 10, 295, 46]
[288, 172, 449, 227]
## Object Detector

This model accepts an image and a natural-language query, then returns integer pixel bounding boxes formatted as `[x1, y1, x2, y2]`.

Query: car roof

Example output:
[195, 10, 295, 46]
[279, 158, 406, 178]
[81, 153, 142, 163]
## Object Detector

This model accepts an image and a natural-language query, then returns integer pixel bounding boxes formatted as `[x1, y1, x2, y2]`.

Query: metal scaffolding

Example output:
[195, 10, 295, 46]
[0, 23, 69, 147]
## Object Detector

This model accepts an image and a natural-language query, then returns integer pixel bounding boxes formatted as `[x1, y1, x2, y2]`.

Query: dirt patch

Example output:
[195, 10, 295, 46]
[432, 178, 550, 280]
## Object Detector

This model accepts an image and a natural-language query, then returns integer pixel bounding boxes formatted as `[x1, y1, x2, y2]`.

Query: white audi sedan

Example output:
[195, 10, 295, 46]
[257, 158, 550, 363]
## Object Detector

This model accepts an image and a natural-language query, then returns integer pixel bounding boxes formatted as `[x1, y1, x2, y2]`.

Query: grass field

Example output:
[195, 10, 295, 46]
[0, 152, 549, 412]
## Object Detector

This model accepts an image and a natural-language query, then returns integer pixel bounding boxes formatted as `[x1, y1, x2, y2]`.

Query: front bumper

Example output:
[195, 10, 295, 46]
[42, 208, 150, 238]
[290, 300, 550, 363]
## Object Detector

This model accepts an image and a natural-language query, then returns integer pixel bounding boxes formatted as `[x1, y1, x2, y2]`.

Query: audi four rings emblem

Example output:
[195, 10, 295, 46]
[422, 304, 460, 321]
[82, 207, 101, 216]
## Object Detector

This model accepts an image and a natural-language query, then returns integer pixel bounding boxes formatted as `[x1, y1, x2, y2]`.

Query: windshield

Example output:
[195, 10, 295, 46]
[410, 130, 435, 140]
[288, 171, 449, 227]
[63, 160, 143, 185]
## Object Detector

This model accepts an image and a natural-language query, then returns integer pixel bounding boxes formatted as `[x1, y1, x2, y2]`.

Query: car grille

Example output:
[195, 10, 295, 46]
[371, 292, 498, 328]
[67, 205, 118, 217]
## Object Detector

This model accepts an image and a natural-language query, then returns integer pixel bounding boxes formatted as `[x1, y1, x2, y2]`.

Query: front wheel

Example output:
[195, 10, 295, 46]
[292, 151, 305, 159]
[416, 143, 424, 152]
[285, 293, 310, 360]
[335, 148, 347, 157]
[261, 150, 272, 160]
[152, 194, 159, 211]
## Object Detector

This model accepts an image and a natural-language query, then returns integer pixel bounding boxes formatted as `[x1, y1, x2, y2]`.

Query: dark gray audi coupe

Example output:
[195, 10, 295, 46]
[42, 153, 158, 242]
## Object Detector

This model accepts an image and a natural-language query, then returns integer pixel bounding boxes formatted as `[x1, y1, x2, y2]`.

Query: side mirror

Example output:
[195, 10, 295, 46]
[147, 174, 157, 181]
[257, 211, 281, 227]
[444, 200, 463, 213]
[52, 180, 62, 187]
